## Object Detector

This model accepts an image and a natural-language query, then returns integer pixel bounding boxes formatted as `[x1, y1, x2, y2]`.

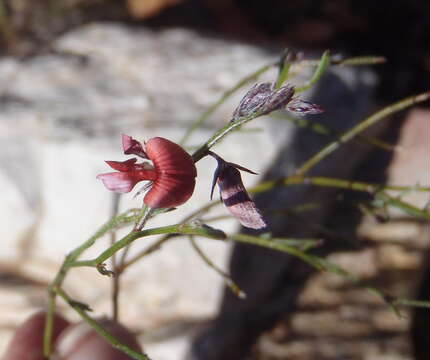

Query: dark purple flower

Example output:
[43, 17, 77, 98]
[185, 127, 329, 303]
[231, 82, 323, 121]
[232, 82, 295, 121]
[209, 152, 267, 230]
[232, 83, 273, 120]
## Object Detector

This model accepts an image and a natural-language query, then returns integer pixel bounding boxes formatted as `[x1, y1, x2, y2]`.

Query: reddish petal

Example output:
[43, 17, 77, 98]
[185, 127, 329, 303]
[145, 137, 197, 177]
[144, 174, 195, 208]
[140, 137, 197, 208]
[122, 134, 148, 158]
[105, 158, 137, 172]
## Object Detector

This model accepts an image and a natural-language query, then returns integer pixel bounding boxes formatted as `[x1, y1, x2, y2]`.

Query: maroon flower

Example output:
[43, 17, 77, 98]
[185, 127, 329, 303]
[97, 135, 197, 209]
[209, 152, 267, 230]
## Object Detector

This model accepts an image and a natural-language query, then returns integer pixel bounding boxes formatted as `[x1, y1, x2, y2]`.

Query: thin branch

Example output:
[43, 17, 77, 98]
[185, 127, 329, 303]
[120, 201, 221, 271]
[273, 113, 397, 151]
[44, 209, 138, 357]
[295, 92, 430, 176]
[67, 223, 227, 269]
[180, 62, 274, 146]
[189, 236, 246, 298]
[110, 193, 121, 321]
[55, 287, 151, 360]
[295, 50, 331, 94]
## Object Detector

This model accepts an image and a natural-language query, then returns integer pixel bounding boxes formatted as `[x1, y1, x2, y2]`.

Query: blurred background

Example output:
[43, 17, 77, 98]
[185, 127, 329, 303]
[1, 1, 430, 359]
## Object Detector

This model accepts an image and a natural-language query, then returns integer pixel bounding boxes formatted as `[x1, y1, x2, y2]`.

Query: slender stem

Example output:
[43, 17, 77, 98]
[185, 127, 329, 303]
[273, 113, 396, 151]
[295, 92, 430, 176]
[395, 298, 430, 309]
[119, 235, 173, 271]
[251, 175, 430, 195]
[67, 210, 139, 261]
[295, 50, 331, 94]
[275, 49, 293, 89]
[230, 233, 430, 316]
[44, 210, 138, 357]
[55, 287, 151, 360]
[299, 55, 386, 67]
[121, 201, 221, 270]
[337, 56, 386, 66]
[133, 205, 153, 231]
[231, 233, 325, 270]
[180, 63, 274, 146]
[191, 109, 265, 162]
[189, 236, 246, 298]
[67, 224, 226, 269]
[110, 194, 121, 321]
[251, 175, 430, 221]
[375, 191, 430, 220]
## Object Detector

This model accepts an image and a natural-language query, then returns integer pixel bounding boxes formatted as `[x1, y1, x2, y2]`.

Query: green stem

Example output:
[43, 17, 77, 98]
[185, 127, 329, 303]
[273, 113, 396, 151]
[251, 175, 430, 195]
[110, 194, 121, 321]
[133, 205, 153, 231]
[337, 55, 386, 66]
[252, 175, 430, 219]
[295, 92, 430, 176]
[180, 63, 274, 146]
[67, 224, 226, 269]
[44, 210, 138, 357]
[295, 50, 331, 94]
[299, 55, 386, 67]
[55, 287, 151, 360]
[375, 191, 430, 220]
[231, 233, 325, 270]
[275, 49, 293, 89]
[121, 201, 221, 270]
[189, 236, 246, 298]
[191, 109, 265, 162]
[230, 233, 430, 316]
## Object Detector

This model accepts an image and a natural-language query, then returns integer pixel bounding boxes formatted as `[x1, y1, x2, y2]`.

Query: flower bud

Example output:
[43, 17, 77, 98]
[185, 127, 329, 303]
[232, 82, 323, 121]
[286, 98, 324, 115]
[232, 82, 295, 121]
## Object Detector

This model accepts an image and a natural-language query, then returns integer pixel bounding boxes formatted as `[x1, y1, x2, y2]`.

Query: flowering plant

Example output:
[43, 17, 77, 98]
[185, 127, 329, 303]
[8, 50, 428, 360]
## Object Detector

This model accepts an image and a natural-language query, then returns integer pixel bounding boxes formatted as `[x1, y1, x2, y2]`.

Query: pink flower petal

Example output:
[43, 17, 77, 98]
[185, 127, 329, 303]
[122, 134, 148, 158]
[96, 172, 141, 193]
